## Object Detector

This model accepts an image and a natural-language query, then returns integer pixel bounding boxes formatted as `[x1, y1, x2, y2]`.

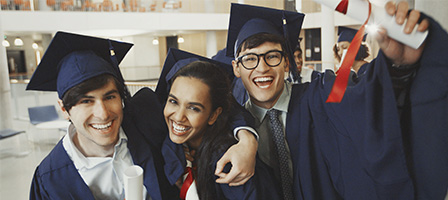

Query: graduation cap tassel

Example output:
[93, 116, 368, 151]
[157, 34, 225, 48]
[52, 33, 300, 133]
[108, 40, 131, 100]
[326, 1, 371, 103]
[282, 12, 300, 82]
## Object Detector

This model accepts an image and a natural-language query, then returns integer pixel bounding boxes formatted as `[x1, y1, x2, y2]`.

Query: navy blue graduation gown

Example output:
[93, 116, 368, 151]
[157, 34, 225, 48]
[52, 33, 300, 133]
[286, 16, 448, 200]
[30, 88, 179, 200]
[400, 15, 448, 200]
[286, 49, 412, 199]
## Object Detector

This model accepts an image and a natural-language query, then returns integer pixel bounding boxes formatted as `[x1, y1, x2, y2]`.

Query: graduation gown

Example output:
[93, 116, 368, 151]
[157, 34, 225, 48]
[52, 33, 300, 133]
[286, 46, 412, 199]
[400, 15, 448, 200]
[286, 16, 448, 200]
[30, 88, 179, 200]
[161, 135, 281, 200]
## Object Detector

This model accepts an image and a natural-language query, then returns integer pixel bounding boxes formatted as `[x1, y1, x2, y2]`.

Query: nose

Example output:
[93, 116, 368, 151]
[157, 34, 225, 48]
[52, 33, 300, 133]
[171, 107, 186, 122]
[255, 56, 270, 73]
[93, 100, 109, 120]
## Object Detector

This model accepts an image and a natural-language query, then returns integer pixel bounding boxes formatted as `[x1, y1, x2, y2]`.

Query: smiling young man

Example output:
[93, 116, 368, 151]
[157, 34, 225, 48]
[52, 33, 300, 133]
[27, 32, 177, 200]
[226, 2, 447, 200]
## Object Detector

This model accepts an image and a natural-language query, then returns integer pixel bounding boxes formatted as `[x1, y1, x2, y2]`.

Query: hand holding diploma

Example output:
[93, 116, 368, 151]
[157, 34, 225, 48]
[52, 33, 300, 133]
[313, 0, 428, 49]
[318, 0, 430, 102]
[124, 165, 144, 200]
[375, 1, 429, 65]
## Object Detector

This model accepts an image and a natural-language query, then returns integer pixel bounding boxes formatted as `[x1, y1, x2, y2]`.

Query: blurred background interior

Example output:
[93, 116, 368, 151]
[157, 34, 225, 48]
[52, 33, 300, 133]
[0, 0, 447, 199]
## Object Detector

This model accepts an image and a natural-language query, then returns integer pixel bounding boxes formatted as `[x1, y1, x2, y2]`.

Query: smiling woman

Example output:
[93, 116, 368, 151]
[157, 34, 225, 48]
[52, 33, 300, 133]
[164, 61, 239, 199]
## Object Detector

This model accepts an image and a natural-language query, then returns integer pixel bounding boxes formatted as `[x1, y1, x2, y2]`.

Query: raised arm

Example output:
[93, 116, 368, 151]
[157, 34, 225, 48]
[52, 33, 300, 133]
[375, 1, 430, 66]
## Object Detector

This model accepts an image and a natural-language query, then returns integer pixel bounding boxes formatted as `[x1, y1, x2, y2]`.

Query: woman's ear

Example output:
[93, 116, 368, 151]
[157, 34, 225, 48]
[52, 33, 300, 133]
[208, 107, 223, 125]
[57, 99, 70, 120]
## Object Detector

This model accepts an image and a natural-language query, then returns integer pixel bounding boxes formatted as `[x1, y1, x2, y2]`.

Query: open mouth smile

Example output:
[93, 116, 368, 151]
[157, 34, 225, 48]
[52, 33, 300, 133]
[172, 121, 191, 135]
[91, 121, 112, 130]
[253, 76, 274, 89]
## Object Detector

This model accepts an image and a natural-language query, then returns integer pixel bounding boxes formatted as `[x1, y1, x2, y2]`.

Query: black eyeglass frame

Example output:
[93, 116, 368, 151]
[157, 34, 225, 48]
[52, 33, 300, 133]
[236, 50, 285, 70]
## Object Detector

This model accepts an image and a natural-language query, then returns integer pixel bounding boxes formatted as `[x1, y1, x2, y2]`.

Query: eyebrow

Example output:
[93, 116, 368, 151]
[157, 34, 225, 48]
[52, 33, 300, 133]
[168, 93, 205, 109]
[82, 89, 119, 99]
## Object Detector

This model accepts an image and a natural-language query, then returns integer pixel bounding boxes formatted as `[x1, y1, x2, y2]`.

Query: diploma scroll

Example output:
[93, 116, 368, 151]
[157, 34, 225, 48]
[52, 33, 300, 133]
[314, 0, 428, 49]
[124, 165, 144, 200]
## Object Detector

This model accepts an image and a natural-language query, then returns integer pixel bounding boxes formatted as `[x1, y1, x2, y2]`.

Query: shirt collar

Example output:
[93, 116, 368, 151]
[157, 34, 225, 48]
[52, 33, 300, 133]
[63, 124, 128, 170]
[246, 81, 292, 123]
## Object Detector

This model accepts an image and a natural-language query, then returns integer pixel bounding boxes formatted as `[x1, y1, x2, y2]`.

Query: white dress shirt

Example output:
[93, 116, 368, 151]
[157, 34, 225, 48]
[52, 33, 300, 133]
[63, 124, 148, 200]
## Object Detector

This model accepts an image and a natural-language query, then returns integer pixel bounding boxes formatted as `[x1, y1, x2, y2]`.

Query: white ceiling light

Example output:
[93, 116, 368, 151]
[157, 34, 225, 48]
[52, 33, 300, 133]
[177, 36, 184, 43]
[2, 40, 10, 47]
[14, 38, 24, 46]
[152, 38, 159, 45]
[32, 42, 39, 50]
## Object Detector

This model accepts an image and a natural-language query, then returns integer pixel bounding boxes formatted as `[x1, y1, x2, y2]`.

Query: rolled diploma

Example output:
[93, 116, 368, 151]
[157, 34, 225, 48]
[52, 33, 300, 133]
[124, 165, 144, 200]
[313, 0, 428, 49]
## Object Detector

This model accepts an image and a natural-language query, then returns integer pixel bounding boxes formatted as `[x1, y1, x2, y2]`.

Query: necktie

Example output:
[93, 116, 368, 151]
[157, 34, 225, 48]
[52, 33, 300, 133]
[267, 109, 294, 200]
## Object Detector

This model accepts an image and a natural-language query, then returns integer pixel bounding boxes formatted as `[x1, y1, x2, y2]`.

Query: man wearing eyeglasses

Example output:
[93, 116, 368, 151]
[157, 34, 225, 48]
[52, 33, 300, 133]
[226, 1, 446, 200]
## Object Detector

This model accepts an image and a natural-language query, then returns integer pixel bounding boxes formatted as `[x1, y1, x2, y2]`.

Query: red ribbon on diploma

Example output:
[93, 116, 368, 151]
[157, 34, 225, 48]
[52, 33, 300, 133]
[326, 1, 372, 103]
[335, 0, 348, 14]
[180, 167, 194, 200]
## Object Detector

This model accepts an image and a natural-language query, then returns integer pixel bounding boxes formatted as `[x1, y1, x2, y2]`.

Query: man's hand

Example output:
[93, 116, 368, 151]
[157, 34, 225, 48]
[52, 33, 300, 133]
[215, 130, 258, 186]
[375, 1, 430, 65]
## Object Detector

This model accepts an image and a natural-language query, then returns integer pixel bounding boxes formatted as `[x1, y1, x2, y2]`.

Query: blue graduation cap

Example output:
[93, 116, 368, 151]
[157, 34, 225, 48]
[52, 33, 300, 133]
[212, 48, 249, 105]
[211, 48, 234, 66]
[225, 3, 305, 81]
[26, 31, 133, 99]
[155, 48, 234, 103]
[337, 26, 367, 43]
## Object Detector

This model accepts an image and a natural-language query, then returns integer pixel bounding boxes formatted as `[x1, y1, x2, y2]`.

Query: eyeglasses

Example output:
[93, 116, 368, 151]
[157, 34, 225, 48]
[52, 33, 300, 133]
[236, 50, 284, 70]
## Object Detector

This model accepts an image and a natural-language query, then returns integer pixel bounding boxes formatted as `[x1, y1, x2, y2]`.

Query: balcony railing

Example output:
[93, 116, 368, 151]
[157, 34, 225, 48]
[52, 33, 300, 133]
[0, 0, 286, 13]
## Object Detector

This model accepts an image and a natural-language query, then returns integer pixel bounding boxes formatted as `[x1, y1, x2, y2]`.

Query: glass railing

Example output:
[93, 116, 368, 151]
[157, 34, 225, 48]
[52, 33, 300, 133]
[0, 0, 286, 13]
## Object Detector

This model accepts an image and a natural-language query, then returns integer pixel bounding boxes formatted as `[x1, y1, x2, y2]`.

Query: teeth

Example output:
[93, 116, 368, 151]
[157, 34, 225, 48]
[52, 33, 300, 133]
[91, 121, 112, 130]
[254, 77, 273, 83]
[173, 122, 189, 133]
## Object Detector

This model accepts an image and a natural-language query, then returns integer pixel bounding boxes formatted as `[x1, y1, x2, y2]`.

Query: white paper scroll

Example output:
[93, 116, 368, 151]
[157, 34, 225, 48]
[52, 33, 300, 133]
[313, 0, 428, 49]
[124, 165, 144, 200]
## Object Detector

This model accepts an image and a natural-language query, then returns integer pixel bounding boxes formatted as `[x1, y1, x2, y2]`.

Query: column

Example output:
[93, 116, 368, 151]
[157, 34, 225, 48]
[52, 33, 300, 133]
[320, 5, 335, 71]
[295, 0, 302, 12]
[206, 31, 217, 58]
[0, 23, 13, 129]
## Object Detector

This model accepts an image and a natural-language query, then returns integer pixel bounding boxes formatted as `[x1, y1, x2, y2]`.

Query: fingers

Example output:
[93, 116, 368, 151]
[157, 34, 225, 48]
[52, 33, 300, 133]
[373, 27, 388, 47]
[215, 168, 254, 186]
[215, 155, 229, 175]
[229, 176, 252, 187]
[418, 18, 430, 32]
[395, 1, 409, 25]
[404, 10, 420, 33]
[385, 1, 428, 34]
[215, 168, 239, 184]
[385, 1, 396, 16]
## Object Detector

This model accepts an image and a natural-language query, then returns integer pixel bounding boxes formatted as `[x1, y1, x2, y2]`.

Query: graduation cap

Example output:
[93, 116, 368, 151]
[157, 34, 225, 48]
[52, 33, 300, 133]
[225, 3, 304, 58]
[211, 48, 233, 65]
[26, 31, 133, 99]
[155, 48, 234, 103]
[225, 3, 305, 81]
[337, 26, 367, 43]
[212, 48, 249, 106]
